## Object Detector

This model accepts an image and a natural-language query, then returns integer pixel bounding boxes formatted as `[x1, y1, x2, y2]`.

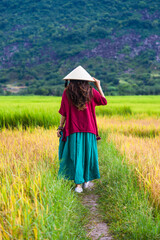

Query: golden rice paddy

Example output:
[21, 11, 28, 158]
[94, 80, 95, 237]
[0, 128, 58, 239]
[97, 116, 160, 205]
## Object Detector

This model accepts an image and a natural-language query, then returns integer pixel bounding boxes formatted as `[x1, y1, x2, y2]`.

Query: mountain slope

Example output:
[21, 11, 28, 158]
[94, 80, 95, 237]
[0, 0, 160, 95]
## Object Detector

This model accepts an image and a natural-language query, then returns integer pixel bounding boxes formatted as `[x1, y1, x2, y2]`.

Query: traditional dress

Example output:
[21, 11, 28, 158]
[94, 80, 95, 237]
[58, 87, 107, 184]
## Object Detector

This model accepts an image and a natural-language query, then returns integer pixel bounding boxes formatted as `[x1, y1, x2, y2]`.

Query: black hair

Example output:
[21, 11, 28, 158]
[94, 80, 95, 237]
[65, 80, 68, 88]
[65, 80, 93, 110]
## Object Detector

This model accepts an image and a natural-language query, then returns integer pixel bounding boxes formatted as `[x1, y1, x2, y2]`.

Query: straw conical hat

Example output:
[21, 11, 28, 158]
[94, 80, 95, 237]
[63, 66, 95, 82]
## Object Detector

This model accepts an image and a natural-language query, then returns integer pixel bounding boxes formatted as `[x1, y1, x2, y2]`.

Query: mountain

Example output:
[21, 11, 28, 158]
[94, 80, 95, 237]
[0, 0, 160, 95]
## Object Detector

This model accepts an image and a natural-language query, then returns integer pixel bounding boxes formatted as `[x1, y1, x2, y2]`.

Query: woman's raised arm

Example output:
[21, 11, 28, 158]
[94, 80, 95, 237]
[93, 77, 105, 98]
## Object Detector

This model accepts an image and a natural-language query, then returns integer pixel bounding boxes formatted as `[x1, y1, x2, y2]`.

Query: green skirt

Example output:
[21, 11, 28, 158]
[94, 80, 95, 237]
[58, 131, 100, 184]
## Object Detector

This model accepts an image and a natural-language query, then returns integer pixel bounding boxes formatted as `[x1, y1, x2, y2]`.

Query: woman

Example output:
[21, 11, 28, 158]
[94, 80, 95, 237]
[57, 66, 107, 193]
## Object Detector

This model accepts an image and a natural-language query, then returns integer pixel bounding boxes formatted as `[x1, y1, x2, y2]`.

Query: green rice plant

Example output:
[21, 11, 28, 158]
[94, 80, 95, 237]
[0, 104, 60, 129]
[96, 105, 132, 116]
[0, 95, 160, 129]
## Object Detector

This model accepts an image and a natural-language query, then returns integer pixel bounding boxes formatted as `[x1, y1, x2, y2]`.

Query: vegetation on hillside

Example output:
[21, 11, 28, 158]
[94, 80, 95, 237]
[0, 0, 160, 95]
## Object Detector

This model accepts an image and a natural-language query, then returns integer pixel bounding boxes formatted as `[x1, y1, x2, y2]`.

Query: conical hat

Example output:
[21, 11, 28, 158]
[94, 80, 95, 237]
[63, 66, 95, 82]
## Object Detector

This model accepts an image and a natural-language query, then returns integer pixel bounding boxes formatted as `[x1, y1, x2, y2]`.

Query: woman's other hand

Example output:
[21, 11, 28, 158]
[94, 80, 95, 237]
[57, 116, 66, 138]
[57, 130, 62, 137]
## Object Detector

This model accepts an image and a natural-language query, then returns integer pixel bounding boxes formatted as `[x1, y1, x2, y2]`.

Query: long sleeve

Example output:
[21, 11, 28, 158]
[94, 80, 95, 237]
[58, 90, 67, 117]
[93, 88, 107, 106]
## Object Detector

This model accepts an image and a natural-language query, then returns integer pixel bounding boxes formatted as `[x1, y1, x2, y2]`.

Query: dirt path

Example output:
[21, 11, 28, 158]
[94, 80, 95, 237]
[82, 185, 112, 240]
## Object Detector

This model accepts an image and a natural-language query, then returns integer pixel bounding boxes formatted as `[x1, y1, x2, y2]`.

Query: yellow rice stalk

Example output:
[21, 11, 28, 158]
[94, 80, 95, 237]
[97, 116, 160, 137]
[0, 128, 58, 238]
[33, 226, 38, 240]
[46, 204, 49, 214]
[104, 116, 160, 205]
[0, 223, 10, 240]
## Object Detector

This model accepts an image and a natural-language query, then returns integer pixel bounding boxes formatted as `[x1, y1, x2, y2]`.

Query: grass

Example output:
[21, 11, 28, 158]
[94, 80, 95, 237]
[95, 130, 160, 240]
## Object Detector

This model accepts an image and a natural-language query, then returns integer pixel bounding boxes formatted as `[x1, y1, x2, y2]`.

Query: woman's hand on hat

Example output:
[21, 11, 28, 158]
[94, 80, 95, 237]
[93, 77, 101, 88]
[93, 77, 105, 97]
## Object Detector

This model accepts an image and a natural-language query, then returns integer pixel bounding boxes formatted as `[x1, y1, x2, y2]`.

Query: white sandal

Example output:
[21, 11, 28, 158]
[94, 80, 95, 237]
[83, 181, 94, 189]
[75, 186, 83, 193]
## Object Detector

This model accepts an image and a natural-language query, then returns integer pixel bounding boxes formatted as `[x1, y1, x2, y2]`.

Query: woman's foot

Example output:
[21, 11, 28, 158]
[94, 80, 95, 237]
[83, 181, 90, 189]
[75, 184, 83, 193]
[83, 181, 94, 189]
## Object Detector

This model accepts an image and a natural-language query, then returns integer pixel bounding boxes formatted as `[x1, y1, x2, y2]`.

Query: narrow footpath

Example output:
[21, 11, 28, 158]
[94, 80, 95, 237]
[82, 184, 112, 240]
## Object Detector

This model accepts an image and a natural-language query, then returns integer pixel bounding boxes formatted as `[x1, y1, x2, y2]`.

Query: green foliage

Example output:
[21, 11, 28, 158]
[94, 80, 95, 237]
[0, 0, 160, 95]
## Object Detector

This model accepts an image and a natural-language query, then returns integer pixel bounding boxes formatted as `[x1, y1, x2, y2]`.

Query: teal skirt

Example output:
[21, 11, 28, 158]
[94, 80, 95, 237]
[58, 131, 100, 184]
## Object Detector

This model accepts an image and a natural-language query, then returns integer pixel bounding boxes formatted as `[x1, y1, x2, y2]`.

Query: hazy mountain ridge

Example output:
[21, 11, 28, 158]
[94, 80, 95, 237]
[0, 0, 160, 95]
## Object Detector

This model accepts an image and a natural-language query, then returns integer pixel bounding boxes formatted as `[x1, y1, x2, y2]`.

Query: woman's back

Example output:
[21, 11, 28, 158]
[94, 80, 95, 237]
[59, 86, 107, 141]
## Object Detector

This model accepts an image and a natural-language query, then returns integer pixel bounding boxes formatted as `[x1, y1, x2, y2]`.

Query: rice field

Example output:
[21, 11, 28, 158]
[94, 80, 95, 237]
[0, 95, 160, 239]
[97, 116, 160, 206]
[0, 95, 160, 129]
[0, 128, 87, 239]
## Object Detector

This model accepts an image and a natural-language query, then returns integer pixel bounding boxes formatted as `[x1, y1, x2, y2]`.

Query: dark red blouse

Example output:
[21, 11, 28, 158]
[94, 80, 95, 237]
[58, 87, 107, 141]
